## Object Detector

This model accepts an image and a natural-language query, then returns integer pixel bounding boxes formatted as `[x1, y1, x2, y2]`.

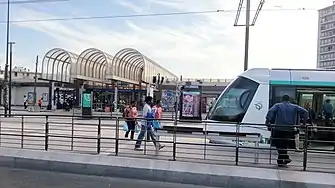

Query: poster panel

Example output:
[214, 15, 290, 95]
[27, 92, 34, 104]
[181, 91, 200, 118]
[42, 93, 48, 102]
[82, 93, 92, 108]
[161, 90, 176, 111]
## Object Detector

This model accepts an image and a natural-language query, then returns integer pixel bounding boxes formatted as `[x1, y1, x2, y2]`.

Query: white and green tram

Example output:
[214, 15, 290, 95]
[207, 68, 335, 142]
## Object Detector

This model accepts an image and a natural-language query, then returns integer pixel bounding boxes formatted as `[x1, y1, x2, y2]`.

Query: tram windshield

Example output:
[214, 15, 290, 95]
[207, 76, 259, 122]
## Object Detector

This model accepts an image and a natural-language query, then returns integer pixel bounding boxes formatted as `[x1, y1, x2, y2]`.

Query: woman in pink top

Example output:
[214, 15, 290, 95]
[153, 100, 163, 119]
[125, 101, 138, 140]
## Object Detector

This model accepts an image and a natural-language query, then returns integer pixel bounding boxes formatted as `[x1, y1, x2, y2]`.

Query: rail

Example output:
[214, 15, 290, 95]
[0, 114, 334, 173]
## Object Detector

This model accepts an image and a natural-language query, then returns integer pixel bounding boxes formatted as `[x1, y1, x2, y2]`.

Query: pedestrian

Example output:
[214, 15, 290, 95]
[124, 101, 138, 140]
[304, 102, 316, 146]
[266, 95, 308, 167]
[291, 100, 300, 151]
[323, 99, 333, 127]
[134, 96, 164, 151]
[38, 98, 43, 109]
[152, 99, 163, 130]
[23, 95, 27, 109]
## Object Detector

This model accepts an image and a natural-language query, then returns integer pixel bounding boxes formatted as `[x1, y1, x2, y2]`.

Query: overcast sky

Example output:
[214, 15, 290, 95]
[0, 0, 333, 79]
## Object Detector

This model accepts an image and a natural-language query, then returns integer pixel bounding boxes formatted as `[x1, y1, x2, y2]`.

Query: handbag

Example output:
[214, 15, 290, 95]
[123, 122, 128, 132]
[153, 120, 162, 129]
[135, 124, 140, 133]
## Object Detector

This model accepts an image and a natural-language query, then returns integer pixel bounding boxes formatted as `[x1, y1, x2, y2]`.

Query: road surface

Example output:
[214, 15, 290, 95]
[0, 167, 217, 188]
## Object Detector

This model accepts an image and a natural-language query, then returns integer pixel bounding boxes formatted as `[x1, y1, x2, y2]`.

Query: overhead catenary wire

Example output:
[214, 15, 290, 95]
[0, 0, 69, 4]
[0, 8, 317, 24]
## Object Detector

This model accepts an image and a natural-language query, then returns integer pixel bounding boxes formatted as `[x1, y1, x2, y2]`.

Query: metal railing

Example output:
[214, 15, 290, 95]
[0, 114, 334, 173]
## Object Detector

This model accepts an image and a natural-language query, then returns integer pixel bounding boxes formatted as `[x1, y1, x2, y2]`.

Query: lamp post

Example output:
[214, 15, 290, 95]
[33, 55, 38, 110]
[8, 41, 15, 115]
[2, 0, 69, 116]
[3, 0, 10, 117]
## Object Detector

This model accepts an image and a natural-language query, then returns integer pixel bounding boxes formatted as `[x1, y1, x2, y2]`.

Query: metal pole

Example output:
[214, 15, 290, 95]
[114, 82, 118, 113]
[33, 55, 38, 108]
[8, 42, 14, 115]
[3, 0, 10, 117]
[243, 0, 251, 71]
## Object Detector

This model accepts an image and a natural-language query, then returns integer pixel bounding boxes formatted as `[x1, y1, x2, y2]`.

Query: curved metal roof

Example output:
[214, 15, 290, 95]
[75, 48, 113, 82]
[41, 47, 177, 85]
[110, 48, 177, 84]
[109, 48, 145, 83]
[41, 48, 78, 83]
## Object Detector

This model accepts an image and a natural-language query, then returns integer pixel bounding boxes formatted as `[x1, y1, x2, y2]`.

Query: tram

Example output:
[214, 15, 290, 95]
[206, 68, 335, 143]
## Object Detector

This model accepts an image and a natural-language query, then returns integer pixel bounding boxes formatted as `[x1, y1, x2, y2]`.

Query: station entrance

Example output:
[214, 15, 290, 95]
[90, 87, 146, 112]
[54, 88, 75, 110]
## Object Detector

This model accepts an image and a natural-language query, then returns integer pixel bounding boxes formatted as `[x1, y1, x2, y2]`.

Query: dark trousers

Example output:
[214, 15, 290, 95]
[272, 130, 291, 165]
[125, 120, 135, 139]
[325, 114, 332, 127]
[23, 102, 27, 109]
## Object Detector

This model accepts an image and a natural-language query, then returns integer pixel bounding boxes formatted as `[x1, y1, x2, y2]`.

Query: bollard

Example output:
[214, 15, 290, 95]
[21, 116, 24, 149]
[45, 116, 49, 151]
[97, 117, 101, 154]
[115, 117, 119, 156]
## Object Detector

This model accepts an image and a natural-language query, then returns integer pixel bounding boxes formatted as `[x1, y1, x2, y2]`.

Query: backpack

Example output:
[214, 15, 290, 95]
[146, 109, 156, 127]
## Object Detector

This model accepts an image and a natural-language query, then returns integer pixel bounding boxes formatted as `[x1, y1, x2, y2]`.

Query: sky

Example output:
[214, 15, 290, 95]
[0, 0, 333, 79]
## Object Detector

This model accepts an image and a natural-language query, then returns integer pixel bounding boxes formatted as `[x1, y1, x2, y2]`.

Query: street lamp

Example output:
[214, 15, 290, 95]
[8, 41, 15, 115]
[2, 0, 70, 116]
[3, 0, 10, 117]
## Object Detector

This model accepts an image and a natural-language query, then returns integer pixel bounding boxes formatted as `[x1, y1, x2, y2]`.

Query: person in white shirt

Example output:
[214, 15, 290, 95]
[134, 96, 164, 151]
[23, 95, 27, 109]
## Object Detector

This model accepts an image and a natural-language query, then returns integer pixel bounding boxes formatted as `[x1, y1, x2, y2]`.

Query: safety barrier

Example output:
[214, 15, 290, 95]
[0, 114, 334, 173]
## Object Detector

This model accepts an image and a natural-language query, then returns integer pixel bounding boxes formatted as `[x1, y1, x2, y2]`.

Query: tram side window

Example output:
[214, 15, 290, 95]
[270, 86, 296, 106]
[207, 76, 259, 122]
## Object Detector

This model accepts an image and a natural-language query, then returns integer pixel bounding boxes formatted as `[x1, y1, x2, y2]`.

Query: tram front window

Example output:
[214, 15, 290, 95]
[207, 76, 259, 122]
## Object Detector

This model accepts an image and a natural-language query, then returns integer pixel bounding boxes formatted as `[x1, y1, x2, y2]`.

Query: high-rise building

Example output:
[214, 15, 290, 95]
[317, 3, 335, 69]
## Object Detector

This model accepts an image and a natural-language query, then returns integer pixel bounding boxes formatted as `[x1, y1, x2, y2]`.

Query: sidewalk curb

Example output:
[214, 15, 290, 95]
[0, 148, 334, 188]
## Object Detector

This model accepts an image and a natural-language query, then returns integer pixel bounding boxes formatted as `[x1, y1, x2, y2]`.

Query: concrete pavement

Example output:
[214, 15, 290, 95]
[0, 167, 216, 188]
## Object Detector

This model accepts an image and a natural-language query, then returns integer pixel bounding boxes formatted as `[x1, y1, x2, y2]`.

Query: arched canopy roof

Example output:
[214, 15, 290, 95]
[74, 48, 112, 82]
[42, 47, 177, 85]
[41, 48, 78, 83]
[108, 48, 177, 84]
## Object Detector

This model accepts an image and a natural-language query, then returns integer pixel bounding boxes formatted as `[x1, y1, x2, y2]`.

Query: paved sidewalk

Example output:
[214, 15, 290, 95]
[0, 167, 216, 188]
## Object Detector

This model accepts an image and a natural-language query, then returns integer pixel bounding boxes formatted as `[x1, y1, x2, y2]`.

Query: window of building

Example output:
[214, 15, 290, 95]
[328, 46, 333, 51]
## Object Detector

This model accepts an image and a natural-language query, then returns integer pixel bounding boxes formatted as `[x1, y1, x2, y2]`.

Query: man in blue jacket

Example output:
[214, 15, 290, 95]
[266, 95, 308, 167]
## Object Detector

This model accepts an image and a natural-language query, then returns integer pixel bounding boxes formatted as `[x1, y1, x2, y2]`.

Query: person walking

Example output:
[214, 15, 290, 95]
[291, 100, 300, 151]
[266, 95, 308, 167]
[23, 95, 27, 109]
[134, 96, 164, 151]
[304, 102, 316, 146]
[38, 98, 43, 109]
[323, 99, 333, 127]
[152, 100, 163, 130]
[124, 101, 138, 140]
[152, 100, 163, 119]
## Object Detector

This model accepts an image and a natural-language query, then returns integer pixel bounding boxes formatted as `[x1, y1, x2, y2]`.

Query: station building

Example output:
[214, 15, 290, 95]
[0, 48, 231, 112]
